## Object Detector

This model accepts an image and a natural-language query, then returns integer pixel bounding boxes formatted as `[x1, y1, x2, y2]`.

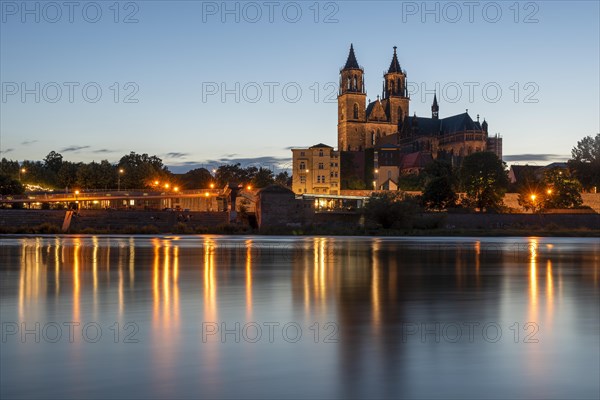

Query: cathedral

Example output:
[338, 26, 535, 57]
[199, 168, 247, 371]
[337, 44, 502, 188]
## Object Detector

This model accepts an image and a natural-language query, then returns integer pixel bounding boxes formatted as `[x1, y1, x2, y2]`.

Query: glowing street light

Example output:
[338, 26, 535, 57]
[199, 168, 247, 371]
[118, 168, 124, 191]
[530, 194, 536, 202]
[173, 186, 179, 192]
[164, 183, 170, 189]
[246, 185, 252, 191]
[547, 189, 553, 195]
[210, 183, 215, 189]
[18, 167, 26, 182]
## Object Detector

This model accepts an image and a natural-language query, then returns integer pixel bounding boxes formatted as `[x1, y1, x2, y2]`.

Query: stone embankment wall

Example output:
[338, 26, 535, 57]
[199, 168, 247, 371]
[0, 210, 229, 232]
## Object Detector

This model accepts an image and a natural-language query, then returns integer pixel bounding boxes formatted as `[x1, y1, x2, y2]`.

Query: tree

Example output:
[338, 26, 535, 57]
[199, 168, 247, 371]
[118, 152, 171, 189]
[518, 167, 583, 211]
[421, 160, 457, 210]
[422, 177, 457, 210]
[460, 152, 509, 212]
[568, 133, 600, 191]
[181, 168, 213, 189]
[0, 158, 20, 179]
[251, 167, 275, 188]
[57, 162, 79, 189]
[0, 175, 24, 195]
[364, 192, 420, 229]
[542, 168, 583, 209]
[275, 171, 292, 187]
[43, 151, 63, 173]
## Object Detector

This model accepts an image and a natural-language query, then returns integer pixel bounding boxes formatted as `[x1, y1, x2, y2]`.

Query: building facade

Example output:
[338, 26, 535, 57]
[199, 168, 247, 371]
[291, 143, 340, 195]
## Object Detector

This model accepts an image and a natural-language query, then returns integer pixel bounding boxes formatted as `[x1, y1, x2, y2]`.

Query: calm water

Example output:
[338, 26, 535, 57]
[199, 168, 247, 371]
[0, 235, 598, 399]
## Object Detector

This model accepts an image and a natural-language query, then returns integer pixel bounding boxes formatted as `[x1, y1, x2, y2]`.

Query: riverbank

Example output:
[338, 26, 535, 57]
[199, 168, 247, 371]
[1, 209, 598, 237]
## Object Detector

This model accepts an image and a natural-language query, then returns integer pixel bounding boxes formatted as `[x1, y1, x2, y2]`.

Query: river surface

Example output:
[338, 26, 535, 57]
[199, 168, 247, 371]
[0, 235, 598, 399]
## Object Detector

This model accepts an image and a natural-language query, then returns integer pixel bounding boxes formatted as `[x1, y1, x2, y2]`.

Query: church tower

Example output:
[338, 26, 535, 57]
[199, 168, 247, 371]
[338, 44, 367, 151]
[382, 46, 410, 124]
[431, 93, 439, 119]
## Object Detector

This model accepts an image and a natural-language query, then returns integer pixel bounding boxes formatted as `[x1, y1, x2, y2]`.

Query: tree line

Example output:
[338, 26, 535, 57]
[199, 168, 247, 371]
[0, 151, 291, 195]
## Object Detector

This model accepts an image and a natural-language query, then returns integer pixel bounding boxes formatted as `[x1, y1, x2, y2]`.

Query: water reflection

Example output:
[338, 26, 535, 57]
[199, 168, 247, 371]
[2, 236, 599, 399]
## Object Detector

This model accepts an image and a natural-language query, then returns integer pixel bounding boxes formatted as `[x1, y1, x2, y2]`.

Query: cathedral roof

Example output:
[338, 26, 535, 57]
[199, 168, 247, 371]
[388, 46, 402, 73]
[401, 112, 485, 137]
[343, 44, 360, 70]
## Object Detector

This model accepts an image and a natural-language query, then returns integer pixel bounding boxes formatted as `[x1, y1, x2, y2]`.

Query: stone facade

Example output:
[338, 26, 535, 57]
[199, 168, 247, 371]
[291, 143, 340, 195]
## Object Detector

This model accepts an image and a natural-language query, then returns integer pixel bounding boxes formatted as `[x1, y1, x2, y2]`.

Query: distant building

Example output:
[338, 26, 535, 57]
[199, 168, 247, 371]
[291, 143, 340, 195]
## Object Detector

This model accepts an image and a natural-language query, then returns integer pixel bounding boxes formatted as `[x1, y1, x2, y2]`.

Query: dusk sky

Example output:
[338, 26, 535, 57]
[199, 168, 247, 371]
[1, 0, 598, 172]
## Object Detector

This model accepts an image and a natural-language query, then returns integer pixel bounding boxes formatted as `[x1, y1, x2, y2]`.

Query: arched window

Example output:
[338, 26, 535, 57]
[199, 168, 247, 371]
[347, 77, 351, 90]
[398, 106, 403, 121]
[353, 103, 359, 119]
[353, 76, 357, 90]
[377, 129, 381, 139]
[371, 131, 375, 145]
[390, 81, 395, 94]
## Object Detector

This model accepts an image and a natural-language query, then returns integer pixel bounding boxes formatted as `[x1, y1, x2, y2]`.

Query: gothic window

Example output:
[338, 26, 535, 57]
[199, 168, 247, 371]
[347, 77, 351, 90]
[390, 81, 395, 94]
[353, 103, 359, 119]
[353, 76, 357, 90]
[398, 107, 403, 120]
[397, 79, 401, 94]
[377, 129, 381, 139]
[371, 131, 375, 145]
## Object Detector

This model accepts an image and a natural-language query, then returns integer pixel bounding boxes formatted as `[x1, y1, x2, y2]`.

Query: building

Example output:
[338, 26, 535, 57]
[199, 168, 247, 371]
[337, 44, 503, 188]
[291, 143, 340, 195]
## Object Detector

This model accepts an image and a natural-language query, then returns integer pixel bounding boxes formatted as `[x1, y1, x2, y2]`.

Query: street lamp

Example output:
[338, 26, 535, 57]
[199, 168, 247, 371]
[18, 168, 26, 182]
[210, 183, 215, 189]
[118, 168, 124, 191]
[75, 190, 80, 210]
[304, 169, 309, 193]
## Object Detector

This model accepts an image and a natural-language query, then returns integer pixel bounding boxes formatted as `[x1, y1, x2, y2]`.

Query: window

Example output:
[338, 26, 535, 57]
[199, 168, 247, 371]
[317, 176, 321, 183]
[300, 151, 305, 156]
[300, 176, 306, 183]
[319, 150, 324, 157]
[299, 162, 305, 170]
[321, 175, 326, 183]
[353, 103, 359, 119]
[318, 163, 324, 170]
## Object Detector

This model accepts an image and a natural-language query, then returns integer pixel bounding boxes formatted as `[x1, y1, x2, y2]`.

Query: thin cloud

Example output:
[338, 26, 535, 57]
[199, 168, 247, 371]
[165, 152, 189, 159]
[93, 149, 115, 154]
[167, 156, 292, 174]
[1, 148, 14, 153]
[504, 154, 569, 162]
[21, 140, 38, 145]
[61, 145, 90, 152]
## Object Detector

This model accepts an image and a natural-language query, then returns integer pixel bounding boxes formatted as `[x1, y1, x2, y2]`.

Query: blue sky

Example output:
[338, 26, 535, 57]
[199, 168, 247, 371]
[1, 0, 598, 172]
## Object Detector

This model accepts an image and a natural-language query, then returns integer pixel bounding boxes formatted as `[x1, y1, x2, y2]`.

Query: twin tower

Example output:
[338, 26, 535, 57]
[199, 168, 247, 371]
[338, 44, 411, 152]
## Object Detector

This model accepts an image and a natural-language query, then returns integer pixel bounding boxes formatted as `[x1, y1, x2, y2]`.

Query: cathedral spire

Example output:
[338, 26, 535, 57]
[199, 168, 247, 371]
[388, 46, 402, 73]
[343, 43, 360, 70]
[431, 92, 439, 120]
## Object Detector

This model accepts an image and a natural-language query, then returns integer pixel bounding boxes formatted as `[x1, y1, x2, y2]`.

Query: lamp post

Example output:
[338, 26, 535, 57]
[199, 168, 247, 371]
[304, 169, 309, 193]
[75, 190, 80, 210]
[18, 167, 26, 182]
[118, 168, 124, 191]
[530, 194, 537, 213]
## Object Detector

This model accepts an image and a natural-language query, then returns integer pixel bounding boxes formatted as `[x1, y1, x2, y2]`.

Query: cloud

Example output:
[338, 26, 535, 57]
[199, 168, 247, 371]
[21, 140, 38, 145]
[167, 156, 292, 174]
[221, 153, 239, 158]
[0, 148, 14, 153]
[504, 154, 569, 162]
[60, 145, 90, 152]
[165, 152, 189, 159]
[93, 149, 115, 154]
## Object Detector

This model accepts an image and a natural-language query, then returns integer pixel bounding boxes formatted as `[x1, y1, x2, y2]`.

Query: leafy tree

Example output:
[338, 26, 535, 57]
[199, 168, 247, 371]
[422, 177, 457, 210]
[43, 151, 63, 173]
[251, 167, 274, 188]
[0, 175, 25, 195]
[421, 160, 457, 210]
[542, 168, 583, 209]
[57, 162, 79, 190]
[118, 152, 171, 189]
[275, 171, 292, 187]
[0, 158, 20, 179]
[460, 152, 509, 212]
[364, 192, 420, 229]
[568, 133, 600, 191]
[181, 168, 213, 189]
[518, 167, 583, 211]
[397, 172, 426, 191]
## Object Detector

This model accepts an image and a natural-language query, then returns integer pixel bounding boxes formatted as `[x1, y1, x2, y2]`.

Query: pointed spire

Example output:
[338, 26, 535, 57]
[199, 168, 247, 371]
[343, 43, 360, 69]
[431, 92, 439, 120]
[433, 92, 438, 107]
[388, 46, 402, 73]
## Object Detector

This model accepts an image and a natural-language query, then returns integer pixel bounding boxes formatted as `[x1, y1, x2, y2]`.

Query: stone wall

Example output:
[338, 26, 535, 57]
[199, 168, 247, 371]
[0, 210, 229, 232]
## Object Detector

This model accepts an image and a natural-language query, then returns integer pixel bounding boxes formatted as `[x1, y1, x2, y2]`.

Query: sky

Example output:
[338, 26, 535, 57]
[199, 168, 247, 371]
[1, 0, 599, 173]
